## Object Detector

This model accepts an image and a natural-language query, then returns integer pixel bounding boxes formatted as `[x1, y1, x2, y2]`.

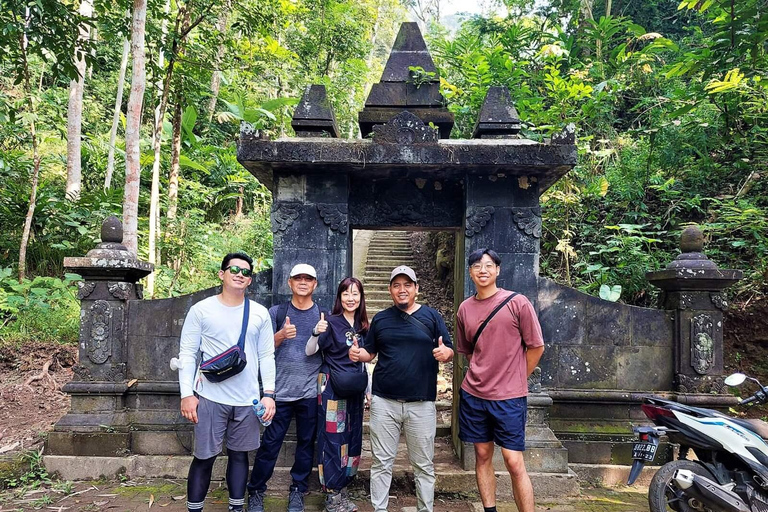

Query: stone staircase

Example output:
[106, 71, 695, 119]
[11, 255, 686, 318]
[360, 231, 415, 316]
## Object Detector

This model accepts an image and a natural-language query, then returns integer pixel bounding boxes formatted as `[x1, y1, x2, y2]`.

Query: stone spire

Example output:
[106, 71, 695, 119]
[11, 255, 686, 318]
[291, 85, 340, 138]
[358, 22, 454, 139]
[472, 86, 521, 138]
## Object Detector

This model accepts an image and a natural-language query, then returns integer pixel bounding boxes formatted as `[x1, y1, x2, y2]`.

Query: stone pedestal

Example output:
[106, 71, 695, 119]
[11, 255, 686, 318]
[647, 225, 742, 396]
[47, 216, 153, 456]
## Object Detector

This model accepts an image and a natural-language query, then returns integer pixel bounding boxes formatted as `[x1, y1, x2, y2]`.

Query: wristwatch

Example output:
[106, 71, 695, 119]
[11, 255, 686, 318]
[263, 392, 276, 400]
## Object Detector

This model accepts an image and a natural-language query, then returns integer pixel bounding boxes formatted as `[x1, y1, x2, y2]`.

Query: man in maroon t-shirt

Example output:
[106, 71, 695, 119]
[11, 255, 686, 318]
[456, 248, 544, 512]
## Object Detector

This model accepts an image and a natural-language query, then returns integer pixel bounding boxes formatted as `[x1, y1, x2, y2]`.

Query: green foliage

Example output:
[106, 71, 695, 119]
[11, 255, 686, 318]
[0, 268, 81, 344]
[2, 448, 49, 490]
[430, 3, 767, 304]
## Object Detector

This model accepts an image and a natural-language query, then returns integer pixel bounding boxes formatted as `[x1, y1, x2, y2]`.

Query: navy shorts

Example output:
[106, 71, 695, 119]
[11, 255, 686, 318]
[458, 389, 527, 451]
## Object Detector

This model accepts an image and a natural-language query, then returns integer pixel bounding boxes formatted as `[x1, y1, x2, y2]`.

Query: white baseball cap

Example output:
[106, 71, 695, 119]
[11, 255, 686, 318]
[390, 265, 417, 283]
[290, 263, 317, 279]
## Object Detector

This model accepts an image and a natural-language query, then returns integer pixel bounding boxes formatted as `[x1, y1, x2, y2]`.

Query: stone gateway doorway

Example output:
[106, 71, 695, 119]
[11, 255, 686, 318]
[48, 21, 741, 496]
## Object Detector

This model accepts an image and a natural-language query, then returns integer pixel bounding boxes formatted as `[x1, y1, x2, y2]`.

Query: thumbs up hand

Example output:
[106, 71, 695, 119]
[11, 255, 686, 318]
[313, 312, 328, 336]
[349, 340, 362, 362]
[432, 336, 453, 362]
[283, 316, 297, 339]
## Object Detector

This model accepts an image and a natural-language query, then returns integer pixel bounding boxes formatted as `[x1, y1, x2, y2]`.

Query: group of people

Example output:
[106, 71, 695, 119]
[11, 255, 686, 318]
[176, 248, 544, 512]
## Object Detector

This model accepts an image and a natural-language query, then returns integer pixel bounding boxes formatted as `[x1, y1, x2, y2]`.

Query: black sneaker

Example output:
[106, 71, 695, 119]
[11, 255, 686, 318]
[287, 486, 305, 512]
[247, 491, 265, 512]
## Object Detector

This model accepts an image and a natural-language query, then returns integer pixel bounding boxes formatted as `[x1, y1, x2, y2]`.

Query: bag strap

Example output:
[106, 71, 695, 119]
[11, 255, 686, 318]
[399, 309, 434, 341]
[237, 299, 250, 350]
[275, 301, 290, 330]
[472, 292, 518, 345]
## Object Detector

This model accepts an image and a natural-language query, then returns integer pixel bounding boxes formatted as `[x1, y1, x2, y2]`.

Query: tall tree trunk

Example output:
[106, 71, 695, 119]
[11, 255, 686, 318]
[17, 30, 39, 282]
[167, 99, 182, 221]
[105, 13, 131, 190]
[123, 0, 148, 255]
[18, 127, 40, 283]
[235, 186, 243, 218]
[206, 1, 229, 122]
[147, 3, 185, 297]
[65, 0, 93, 201]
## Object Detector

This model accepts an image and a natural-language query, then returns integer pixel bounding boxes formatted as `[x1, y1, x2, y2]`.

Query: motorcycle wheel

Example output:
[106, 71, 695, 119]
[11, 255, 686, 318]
[648, 460, 716, 512]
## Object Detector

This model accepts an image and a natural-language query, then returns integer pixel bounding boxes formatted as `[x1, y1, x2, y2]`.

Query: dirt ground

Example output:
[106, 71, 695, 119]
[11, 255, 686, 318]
[0, 343, 76, 456]
[0, 478, 652, 511]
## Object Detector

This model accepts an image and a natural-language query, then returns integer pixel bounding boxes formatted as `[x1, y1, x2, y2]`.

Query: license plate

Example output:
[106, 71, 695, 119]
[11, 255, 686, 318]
[632, 441, 658, 461]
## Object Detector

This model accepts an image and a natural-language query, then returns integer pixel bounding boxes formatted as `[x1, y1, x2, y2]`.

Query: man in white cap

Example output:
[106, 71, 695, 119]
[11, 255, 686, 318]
[349, 265, 454, 512]
[248, 264, 328, 512]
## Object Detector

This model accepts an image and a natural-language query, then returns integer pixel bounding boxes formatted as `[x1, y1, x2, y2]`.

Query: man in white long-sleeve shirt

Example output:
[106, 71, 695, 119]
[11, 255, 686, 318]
[177, 252, 276, 512]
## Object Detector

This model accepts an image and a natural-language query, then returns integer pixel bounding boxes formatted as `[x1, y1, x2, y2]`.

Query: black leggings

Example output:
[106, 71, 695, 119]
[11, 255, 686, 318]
[187, 450, 249, 511]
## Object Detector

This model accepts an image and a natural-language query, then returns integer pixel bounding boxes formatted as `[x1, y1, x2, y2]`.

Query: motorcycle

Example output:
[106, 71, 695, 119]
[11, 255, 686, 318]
[627, 373, 768, 512]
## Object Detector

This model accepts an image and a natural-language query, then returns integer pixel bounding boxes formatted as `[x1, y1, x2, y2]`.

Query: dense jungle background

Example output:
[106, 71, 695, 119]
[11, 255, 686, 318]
[0, 0, 766, 462]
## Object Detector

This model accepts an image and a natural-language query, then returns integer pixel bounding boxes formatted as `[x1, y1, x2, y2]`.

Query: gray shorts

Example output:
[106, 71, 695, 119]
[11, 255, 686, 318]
[194, 396, 261, 459]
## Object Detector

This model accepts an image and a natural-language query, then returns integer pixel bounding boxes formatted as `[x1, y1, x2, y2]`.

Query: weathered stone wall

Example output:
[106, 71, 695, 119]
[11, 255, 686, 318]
[538, 278, 674, 391]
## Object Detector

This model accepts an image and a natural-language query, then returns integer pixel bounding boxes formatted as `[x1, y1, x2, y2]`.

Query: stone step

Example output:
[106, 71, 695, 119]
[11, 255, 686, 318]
[43, 455, 580, 498]
[368, 243, 411, 248]
[365, 264, 416, 271]
[367, 248, 413, 254]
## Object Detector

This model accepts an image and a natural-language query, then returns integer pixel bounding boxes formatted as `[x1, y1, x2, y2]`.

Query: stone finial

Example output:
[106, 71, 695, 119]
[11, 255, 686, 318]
[380, 22, 437, 83]
[666, 224, 717, 271]
[358, 22, 454, 139]
[472, 87, 521, 139]
[680, 225, 705, 253]
[64, 217, 154, 283]
[101, 215, 123, 243]
[291, 85, 340, 138]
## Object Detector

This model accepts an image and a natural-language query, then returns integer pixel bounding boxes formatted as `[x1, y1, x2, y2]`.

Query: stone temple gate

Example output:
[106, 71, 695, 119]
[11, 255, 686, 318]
[46, 22, 743, 492]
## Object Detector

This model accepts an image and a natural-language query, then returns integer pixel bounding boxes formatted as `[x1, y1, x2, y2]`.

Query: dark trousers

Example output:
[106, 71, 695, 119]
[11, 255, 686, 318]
[248, 397, 318, 493]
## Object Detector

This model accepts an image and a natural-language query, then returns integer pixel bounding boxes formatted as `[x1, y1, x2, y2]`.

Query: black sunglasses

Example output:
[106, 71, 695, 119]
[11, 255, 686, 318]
[225, 265, 253, 277]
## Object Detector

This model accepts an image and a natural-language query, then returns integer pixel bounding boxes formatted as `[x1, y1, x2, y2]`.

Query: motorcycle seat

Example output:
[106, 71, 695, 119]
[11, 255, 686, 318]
[731, 417, 768, 440]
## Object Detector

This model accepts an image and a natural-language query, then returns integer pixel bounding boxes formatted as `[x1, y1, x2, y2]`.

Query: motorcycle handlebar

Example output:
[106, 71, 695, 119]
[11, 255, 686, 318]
[740, 395, 758, 406]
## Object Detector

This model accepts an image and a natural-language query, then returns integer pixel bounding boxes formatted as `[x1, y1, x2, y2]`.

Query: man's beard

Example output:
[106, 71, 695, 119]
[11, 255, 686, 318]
[396, 302, 408, 311]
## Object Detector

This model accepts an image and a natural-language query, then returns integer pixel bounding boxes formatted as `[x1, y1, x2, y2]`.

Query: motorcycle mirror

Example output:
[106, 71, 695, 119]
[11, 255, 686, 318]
[724, 373, 747, 387]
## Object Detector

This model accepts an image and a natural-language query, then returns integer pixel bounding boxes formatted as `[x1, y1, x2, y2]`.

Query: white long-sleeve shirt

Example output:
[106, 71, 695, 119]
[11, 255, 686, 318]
[178, 295, 276, 406]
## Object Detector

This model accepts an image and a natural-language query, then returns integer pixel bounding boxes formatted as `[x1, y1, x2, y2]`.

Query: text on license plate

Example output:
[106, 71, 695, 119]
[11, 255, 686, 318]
[632, 442, 657, 461]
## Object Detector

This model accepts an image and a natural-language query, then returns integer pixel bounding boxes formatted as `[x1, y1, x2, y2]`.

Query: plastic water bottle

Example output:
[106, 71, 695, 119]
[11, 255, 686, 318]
[170, 357, 183, 371]
[252, 399, 272, 427]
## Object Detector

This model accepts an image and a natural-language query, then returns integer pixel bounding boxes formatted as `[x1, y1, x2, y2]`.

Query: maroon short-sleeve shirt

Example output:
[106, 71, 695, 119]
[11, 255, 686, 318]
[456, 289, 544, 400]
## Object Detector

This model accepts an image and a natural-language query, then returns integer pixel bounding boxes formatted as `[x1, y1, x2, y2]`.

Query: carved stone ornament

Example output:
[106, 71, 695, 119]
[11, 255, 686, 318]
[77, 281, 96, 300]
[711, 293, 728, 310]
[271, 202, 301, 233]
[465, 207, 495, 237]
[72, 364, 92, 381]
[512, 208, 542, 238]
[528, 367, 542, 393]
[676, 374, 727, 394]
[691, 313, 715, 375]
[108, 282, 132, 300]
[103, 363, 127, 382]
[88, 300, 112, 364]
[679, 293, 694, 310]
[317, 204, 349, 234]
[372, 111, 439, 145]
[240, 121, 255, 137]
[72, 363, 126, 382]
[380, 200, 427, 225]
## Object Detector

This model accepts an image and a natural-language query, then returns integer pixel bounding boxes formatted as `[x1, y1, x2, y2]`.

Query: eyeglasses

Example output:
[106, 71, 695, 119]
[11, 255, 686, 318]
[226, 265, 253, 277]
[470, 263, 497, 272]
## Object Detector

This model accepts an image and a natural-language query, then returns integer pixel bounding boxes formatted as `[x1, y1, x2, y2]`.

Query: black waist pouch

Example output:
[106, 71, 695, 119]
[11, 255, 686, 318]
[330, 366, 368, 398]
[199, 299, 249, 383]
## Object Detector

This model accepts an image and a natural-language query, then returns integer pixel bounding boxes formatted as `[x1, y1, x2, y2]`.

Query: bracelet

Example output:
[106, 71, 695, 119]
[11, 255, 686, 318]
[312, 330, 320, 337]
[263, 392, 276, 400]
